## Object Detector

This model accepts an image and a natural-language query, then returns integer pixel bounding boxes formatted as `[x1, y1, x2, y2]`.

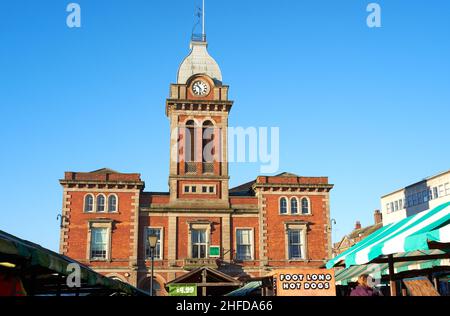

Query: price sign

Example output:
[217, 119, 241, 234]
[168, 284, 197, 297]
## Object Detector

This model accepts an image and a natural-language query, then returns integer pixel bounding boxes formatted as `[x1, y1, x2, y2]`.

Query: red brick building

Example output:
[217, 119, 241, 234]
[59, 36, 334, 295]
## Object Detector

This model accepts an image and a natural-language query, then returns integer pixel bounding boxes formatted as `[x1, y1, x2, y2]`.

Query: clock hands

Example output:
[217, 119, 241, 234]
[192, 81, 208, 96]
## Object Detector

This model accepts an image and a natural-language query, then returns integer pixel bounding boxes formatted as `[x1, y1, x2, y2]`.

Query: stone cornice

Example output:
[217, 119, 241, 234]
[168, 175, 230, 181]
[140, 207, 233, 213]
[166, 99, 234, 106]
[186, 219, 214, 225]
[232, 208, 259, 214]
[283, 220, 311, 226]
[253, 183, 334, 192]
[59, 179, 145, 190]
[139, 207, 259, 214]
[229, 204, 259, 211]
[166, 100, 233, 116]
[87, 218, 115, 224]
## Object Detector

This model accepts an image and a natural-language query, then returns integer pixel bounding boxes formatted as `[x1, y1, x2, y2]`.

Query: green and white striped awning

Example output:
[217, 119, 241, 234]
[335, 251, 450, 285]
[327, 202, 450, 269]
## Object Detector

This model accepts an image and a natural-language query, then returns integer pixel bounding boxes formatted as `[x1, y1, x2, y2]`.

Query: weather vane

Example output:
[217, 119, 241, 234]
[192, 0, 206, 41]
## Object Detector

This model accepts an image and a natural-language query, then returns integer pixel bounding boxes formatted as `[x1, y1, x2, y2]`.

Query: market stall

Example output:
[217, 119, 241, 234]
[327, 202, 450, 296]
[0, 229, 148, 296]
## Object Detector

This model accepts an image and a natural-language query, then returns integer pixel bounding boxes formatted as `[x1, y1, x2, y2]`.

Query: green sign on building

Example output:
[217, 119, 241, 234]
[209, 245, 220, 257]
[168, 284, 197, 296]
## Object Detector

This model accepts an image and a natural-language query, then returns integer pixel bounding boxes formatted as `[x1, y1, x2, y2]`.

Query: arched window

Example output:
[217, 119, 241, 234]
[185, 120, 196, 162]
[291, 198, 298, 214]
[280, 197, 288, 214]
[202, 120, 215, 164]
[97, 194, 106, 212]
[301, 198, 310, 214]
[84, 194, 94, 212]
[108, 195, 117, 212]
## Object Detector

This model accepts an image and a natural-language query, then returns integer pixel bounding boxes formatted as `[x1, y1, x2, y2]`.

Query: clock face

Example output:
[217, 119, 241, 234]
[192, 80, 210, 96]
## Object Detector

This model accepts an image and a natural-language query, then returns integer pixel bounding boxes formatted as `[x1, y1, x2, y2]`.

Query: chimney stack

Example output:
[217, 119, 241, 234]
[355, 221, 362, 230]
[374, 209, 382, 225]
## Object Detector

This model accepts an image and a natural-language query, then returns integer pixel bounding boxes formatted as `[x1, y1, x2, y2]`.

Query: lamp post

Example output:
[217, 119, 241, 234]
[147, 234, 158, 296]
[56, 213, 68, 229]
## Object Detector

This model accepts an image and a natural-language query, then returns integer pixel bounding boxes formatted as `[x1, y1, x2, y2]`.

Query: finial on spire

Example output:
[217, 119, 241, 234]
[202, 0, 205, 38]
[192, 0, 206, 42]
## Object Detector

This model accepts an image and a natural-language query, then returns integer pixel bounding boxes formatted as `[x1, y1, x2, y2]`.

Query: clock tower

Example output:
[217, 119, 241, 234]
[165, 38, 233, 209]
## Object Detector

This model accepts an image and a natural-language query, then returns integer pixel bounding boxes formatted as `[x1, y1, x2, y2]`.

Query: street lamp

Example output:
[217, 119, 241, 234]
[147, 234, 158, 296]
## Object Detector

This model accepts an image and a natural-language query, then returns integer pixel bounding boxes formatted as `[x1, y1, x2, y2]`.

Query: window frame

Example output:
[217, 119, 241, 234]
[279, 197, 288, 215]
[290, 197, 299, 215]
[191, 229, 208, 259]
[235, 228, 254, 261]
[188, 222, 211, 259]
[183, 184, 216, 195]
[96, 194, 106, 213]
[287, 229, 303, 260]
[422, 190, 429, 203]
[90, 228, 108, 261]
[301, 197, 311, 215]
[185, 120, 196, 163]
[284, 223, 307, 261]
[145, 227, 164, 261]
[107, 194, 118, 213]
[428, 189, 433, 201]
[84, 194, 94, 213]
[433, 187, 438, 199]
[87, 221, 112, 262]
[202, 120, 216, 164]
[439, 185, 445, 198]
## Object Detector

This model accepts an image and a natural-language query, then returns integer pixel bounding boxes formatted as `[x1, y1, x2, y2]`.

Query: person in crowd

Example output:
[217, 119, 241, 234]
[0, 270, 27, 296]
[350, 274, 381, 296]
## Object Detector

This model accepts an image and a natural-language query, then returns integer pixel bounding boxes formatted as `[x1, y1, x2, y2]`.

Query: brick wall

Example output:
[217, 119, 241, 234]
[64, 191, 137, 265]
[263, 193, 329, 266]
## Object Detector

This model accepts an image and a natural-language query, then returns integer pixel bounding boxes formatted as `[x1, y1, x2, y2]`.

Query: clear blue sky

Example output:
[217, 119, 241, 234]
[1, 0, 449, 251]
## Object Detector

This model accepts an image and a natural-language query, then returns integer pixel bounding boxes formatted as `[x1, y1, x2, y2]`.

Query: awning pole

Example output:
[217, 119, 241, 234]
[388, 255, 397, 296]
